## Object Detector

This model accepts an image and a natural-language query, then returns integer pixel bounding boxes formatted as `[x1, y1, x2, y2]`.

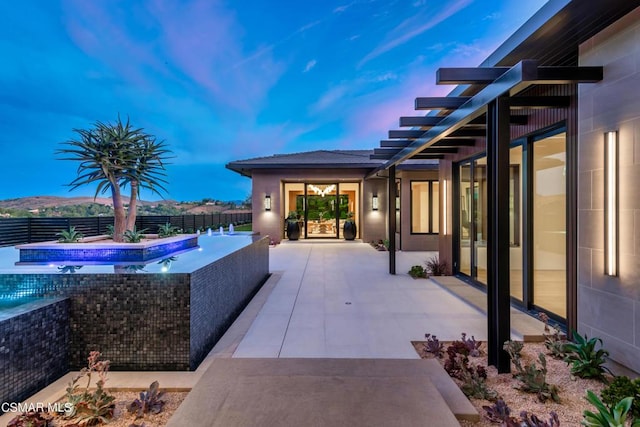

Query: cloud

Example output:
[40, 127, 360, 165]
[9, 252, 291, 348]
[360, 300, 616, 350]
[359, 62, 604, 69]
[304, 59, 317, 73]
[358, 0, 472, 67]
[333, 3, 354, 13]
[484, 12, 501, 20]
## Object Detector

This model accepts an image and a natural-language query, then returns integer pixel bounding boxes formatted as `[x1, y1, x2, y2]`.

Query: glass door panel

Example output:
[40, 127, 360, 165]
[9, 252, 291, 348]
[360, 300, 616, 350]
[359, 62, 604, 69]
[306, 184, 338, 238]
[533, 133, 567, 318]
[459, 163, 472, 276]
[473, 158, 488, 285]
[510, 146, 523, 302]
[338, 183, 359, 239]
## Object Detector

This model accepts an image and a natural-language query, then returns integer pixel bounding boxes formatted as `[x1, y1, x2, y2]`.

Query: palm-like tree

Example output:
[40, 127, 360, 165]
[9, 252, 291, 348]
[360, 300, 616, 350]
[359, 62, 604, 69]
[57, 116, 172, 242]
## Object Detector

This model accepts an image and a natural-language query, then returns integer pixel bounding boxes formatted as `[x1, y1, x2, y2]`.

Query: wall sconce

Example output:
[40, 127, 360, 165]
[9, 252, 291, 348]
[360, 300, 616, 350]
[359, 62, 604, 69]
[264, 195, 271, 211]
[443, 180, 448, 235]
[605, 131, 618, 276]
[372, 194, 379, 211]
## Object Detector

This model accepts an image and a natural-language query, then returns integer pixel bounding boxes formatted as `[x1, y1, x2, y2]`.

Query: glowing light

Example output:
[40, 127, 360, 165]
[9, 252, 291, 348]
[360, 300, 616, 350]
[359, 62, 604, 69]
[308, 184, 336, 197]
[605, 131, 618, 276]
[372, 195, 379, 210]
[264, 195, 271, 211]
[443, 180, 447, 235]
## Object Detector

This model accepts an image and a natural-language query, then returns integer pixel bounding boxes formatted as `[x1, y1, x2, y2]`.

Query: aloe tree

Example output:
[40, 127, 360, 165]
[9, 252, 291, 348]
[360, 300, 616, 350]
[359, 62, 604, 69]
[57, 116, 172, 242]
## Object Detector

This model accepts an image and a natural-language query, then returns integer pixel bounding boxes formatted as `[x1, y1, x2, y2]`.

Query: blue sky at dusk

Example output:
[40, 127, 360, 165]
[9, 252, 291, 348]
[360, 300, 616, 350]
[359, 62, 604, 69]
[0, 0, 547, 202]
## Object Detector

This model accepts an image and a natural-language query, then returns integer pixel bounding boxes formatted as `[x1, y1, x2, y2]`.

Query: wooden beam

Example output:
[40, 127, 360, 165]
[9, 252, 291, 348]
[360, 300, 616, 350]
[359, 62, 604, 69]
[508, 96, 570, 109]
[399, 116, 443, 127]
[380, 139, 412, 148]
[436, 67, 509, 84]
[388, 130, 424, 139]
[415, 97, 470, 110]
[449, 128, 487, 138]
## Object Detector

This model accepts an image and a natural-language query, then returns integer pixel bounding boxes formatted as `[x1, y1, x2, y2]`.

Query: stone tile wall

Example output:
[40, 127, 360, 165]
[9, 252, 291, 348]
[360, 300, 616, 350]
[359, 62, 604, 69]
[578, 6, 640, 373]
[0, 298, 69, 409]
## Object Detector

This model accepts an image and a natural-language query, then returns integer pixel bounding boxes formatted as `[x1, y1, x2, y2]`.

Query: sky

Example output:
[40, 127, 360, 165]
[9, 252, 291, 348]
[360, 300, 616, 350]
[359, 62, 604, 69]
[0, 0, 548, 202]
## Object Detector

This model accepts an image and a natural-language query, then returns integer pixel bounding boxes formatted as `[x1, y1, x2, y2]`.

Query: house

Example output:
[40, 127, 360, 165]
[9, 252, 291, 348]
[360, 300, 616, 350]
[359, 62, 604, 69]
[228, 0, 640, 373]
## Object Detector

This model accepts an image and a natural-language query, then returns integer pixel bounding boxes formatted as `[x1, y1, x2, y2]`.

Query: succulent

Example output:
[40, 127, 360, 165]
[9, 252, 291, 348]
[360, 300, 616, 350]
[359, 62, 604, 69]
[423, 333, 444, 358]
[157, 222, 180, 238]
[408, 265, 427, 278]
[461, 332, 483, 357]
[7, 411, 53, 427]
[123, 226, 148, 243]
[582, 389, 638, 427]
[483, 399, 515, 424]
[127, 381, 165, 418]
[564, 331, 611, 381]
[56, 226, 84, 243]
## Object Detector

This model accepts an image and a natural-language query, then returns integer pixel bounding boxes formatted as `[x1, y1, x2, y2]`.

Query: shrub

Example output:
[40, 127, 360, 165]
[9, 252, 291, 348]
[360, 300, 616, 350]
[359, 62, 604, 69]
[425, 256, 447, 276]
[64, 351, 115, 425]
[582, 389, 638, 427]
[601, 376, 640, 419]
[56, 226, 84, 243]
[408, 265, 427, 278]
[422, 333, 444, 358]
[127, 381, 165, 418]
[504, 340, 560, 403]
[157, 222, 179, 238]
[123, 226, 148, 243]
[564, 331, 611, 381]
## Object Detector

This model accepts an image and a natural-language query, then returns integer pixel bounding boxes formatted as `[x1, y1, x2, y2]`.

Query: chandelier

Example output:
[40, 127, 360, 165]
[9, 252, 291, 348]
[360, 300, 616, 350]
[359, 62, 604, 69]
[308, 184, 336, 197]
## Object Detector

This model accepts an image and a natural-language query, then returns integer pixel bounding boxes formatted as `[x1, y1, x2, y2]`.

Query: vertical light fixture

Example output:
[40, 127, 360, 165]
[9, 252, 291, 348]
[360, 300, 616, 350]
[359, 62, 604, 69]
[443, 179, 448, 235]
[264, 195, 271, 211]
[395, 196, 400, 211]
[372, 194, 379, 211]
[605, 131, 618, 276]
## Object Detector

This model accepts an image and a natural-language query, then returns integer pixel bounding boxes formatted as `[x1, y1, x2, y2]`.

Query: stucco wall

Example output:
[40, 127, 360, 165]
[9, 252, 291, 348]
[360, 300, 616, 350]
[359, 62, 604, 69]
[578, 6, 640, 373]
[251, 169, 387, 244]
[398, 170, 439, 251]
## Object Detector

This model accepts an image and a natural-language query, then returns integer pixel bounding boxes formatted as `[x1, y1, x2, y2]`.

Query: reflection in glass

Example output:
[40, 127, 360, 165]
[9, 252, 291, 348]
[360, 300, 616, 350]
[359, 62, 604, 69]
[473, 158, 487, 285]
[459, 163, 471, 276]
[509, 145, 523, 302]
[533, 133, 566, 318]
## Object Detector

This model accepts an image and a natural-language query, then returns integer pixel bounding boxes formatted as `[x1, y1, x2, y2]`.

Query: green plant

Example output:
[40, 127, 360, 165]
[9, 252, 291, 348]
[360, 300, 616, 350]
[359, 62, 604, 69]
[123, 226, 148, 243]
[157, 222, 179, 238]
[539, 313, 568, 360]
[582, 389, 639, 427]
[564, 331, 611, 381]
[457, 359, 497, 401]
[423, 333, 444, 358]
[287, 211, 298, 222]
[346, 211, 355, 222]
[7, 411, 52, 427]
[601, 376, 640, 419]
[64, 351, 115, 426]
[504, 341, 560, 403]
[408, 265, 427, 278]
[383, 239, 390, 250]
[56, 226, 84, 243]
[127, 381, 165, 418]
[425, 255, 448, 276]
[105, 224, 115, 239]
[483, 400, 560, 427]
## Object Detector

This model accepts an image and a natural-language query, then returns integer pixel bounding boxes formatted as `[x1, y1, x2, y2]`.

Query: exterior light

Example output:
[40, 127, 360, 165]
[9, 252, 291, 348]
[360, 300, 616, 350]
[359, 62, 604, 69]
[443, 179, 447, 235]
[264, 195, 271, 211]
[396, 196, 400, 211]
[372, 195, 379, 211]
[605, 131, 618, 276]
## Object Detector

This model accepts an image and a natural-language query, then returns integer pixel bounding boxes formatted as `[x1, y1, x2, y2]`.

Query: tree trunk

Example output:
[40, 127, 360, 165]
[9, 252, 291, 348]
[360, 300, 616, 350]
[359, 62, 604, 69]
[112, 184, 126, 242]
[126, 180, 139, 232]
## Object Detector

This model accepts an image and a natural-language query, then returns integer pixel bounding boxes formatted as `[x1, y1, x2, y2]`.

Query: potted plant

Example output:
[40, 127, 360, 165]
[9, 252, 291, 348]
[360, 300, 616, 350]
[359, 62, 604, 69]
[286, 211, 301, 240]
[343, 212, 357, 240]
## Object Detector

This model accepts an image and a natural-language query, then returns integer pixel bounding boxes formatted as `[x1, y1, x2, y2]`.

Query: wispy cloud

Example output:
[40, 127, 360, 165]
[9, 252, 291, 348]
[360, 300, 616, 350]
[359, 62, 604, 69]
[333, 2, 354, 13]
[484, 12, 500, 20]
[358, 0, 472, 67]
[303, 59, 317, 73]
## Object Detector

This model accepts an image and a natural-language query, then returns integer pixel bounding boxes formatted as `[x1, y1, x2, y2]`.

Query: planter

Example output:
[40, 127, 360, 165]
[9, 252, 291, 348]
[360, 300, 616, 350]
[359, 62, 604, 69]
[343, 221, 357, 240]
[286, 220, 301, 240]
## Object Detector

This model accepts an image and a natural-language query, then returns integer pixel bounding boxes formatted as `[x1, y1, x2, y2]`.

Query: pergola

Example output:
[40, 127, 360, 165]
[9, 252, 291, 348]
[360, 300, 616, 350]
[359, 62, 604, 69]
[368, 60, 602, 372]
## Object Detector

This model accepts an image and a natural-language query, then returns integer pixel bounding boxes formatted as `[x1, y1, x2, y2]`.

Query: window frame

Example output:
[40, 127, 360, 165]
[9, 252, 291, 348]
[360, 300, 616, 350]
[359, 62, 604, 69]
[410, 179, 439, 235]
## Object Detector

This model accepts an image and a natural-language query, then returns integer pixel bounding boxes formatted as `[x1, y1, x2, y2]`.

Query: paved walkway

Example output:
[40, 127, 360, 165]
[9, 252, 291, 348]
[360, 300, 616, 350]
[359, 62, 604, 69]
[233, 242, 517, 359]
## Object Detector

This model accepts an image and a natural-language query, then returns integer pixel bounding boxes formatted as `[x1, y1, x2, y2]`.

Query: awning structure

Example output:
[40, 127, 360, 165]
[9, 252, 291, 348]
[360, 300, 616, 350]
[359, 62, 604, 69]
[372, 59, 603, 373]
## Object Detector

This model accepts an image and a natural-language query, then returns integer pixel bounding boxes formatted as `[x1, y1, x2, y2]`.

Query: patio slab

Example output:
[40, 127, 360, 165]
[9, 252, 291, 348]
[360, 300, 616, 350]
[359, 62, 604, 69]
[166, 358, 462, 427]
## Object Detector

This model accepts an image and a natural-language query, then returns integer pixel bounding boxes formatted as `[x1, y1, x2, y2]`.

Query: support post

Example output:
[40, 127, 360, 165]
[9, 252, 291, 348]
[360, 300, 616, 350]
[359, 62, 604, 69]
[388, 165, 396, 274]
[486, 96, 511, 373]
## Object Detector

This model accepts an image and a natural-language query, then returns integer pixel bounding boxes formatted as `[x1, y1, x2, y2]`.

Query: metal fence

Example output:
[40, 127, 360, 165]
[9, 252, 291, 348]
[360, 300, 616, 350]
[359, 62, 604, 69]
[0, 213, 252, 247]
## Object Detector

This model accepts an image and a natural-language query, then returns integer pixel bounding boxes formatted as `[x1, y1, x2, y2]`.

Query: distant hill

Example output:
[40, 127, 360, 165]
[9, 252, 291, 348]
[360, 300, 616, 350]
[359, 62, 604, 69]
[0, 196, 250, 218]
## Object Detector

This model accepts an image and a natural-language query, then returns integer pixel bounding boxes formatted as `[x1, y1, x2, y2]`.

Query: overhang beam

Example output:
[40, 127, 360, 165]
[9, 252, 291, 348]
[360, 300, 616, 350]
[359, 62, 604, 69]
[436, 67, 510, 84]
[415, 97, 470, 110]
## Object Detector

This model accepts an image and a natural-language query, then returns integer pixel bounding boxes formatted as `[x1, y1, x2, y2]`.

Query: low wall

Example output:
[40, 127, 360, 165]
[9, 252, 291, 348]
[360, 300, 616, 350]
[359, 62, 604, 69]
[0, 298, 69, 409]
[0, 236, 270, 372]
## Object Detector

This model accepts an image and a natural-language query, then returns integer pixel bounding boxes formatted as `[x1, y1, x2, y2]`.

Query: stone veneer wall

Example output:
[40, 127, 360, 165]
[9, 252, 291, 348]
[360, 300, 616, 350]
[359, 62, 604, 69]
[578, 6, 640, 373]
[0, 236, 270, 372]
[190, 236, 269, 369]
[0, 298, 69, 408]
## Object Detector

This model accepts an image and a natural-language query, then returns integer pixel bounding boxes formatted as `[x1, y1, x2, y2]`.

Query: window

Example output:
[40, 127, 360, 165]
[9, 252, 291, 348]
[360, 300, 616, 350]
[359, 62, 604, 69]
[411, 181, 439, 234]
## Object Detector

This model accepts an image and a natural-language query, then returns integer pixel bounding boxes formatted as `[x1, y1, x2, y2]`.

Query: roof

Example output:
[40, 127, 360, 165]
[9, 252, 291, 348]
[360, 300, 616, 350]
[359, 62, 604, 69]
[227, 149, 438, 177]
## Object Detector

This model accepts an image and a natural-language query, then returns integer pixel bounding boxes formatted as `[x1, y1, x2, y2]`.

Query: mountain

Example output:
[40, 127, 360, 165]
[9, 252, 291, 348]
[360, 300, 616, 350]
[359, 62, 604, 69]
[0, 195, 170, 210]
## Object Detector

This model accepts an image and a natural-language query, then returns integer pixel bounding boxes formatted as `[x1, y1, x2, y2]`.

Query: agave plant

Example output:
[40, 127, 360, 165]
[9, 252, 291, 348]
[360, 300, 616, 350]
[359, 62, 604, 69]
[582, 390, 639, 427]
[157, 222, 180, 238]
[564, 331, 611, 381]
[56, 226, 84, 243]
[123, 226, 148, 243]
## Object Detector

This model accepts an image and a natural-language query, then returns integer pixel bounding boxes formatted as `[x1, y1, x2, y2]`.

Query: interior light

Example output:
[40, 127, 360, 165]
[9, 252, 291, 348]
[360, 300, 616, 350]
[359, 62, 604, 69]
[443, 180, 447, 235]
[372, 195, 379, 211]
[264, 195, 271, 211]
[605, 131, 618, 276]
